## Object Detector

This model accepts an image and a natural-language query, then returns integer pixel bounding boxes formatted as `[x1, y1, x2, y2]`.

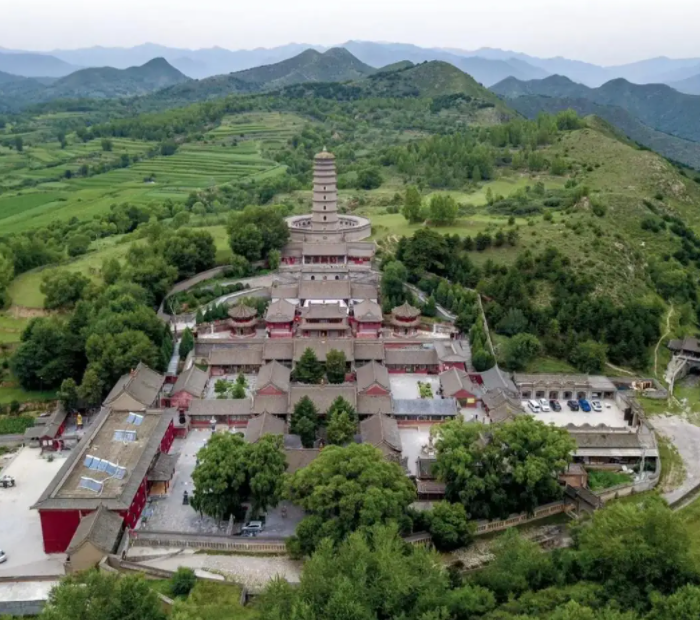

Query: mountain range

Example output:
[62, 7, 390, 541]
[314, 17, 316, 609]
[5, 41, 700, 90]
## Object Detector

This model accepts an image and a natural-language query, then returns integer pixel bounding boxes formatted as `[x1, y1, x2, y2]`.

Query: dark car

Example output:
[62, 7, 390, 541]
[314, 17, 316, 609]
[578, 398, 591, 412]
[549, 400, 562, 412]
[567, 400, 579, 411]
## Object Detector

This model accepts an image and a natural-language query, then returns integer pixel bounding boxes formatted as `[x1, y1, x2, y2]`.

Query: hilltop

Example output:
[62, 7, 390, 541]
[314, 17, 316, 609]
[231, 47, 374, 89]
[491, 74, 700, 145]
[671, 72, 700, 96]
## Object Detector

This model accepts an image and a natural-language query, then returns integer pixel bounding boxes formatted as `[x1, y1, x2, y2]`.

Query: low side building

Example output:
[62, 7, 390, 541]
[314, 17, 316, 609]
[65, 506, 123, 573]
[360, 414, 402, 460]
[384, 347, 439, 374]
[265, 300, 297, 338]
[356, 361, 390, 396]
[435, 341, 470, 372]
[392, 398, 458, 422]
[514, 373, 617, 401]
[24, 405, 68, 452]
[352, 300, 383, 339]
[169, 365, 209, 410]
[439, 368, 481, 407]
[103, 363, 165, 412]
[187, 398, 253, 428]
[32, 407, 175, 553]
[208, 346, 263, 374]
[568, 425, 658, 468]
[481, 389, 525, 423]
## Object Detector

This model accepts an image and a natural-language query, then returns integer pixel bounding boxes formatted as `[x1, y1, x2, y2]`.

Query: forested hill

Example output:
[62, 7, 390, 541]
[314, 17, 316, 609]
[231, 47, 375, 88]
[0, 58, 190, 110]
[502, 94, 700, 169]
[491, 74, 700, 144]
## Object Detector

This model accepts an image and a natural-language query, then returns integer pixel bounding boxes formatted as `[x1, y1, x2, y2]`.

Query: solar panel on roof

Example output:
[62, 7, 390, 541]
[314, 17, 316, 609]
[127, 412, 144, 426]
[115, 466, 127, 480]
[105, 461, 118, 476]
[84, 454, 95, 468]
[78, 477, 103, 493]
[113, 430, 125, 441]
[124, 430, 137, 442]
[97, 458, 109, 472]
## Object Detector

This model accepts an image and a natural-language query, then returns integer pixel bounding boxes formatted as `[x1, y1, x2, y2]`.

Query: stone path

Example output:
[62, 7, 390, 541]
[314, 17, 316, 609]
[653, 415, 700, 505]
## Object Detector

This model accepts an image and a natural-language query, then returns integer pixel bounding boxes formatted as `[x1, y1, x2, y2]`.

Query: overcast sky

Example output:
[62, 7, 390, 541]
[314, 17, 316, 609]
[1, 0, 698, 66]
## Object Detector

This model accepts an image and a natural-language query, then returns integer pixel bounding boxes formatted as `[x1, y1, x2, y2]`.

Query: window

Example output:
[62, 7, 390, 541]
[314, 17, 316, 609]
[323, 216, 326, 221]
[324, 205, 326, 210]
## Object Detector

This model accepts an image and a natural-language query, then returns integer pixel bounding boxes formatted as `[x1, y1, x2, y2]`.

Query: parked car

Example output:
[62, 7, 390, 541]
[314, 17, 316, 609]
[567, 400, 580, 411]
[538, 399, 551, 412]
[0, 549, 6, 563]
[527, 400, 541, 413]
[241, 520, 264, 534]
[591, 401, 603, 412]
[0, 475, 15, 488]
[550, 400, 562, 412]
[579, 399, 591, 412]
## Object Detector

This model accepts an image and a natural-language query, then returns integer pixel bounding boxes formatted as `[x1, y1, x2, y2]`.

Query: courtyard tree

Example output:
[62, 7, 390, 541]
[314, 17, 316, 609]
[290, 395, 319, 448]
[326, 396, 358, 446]
[325, 348, 347, 384]
[41, 571, 165, 620]
[247, 434, 287, 514]
[434, 417, 574, 520]
[179, 327, 194, 359]
[293, 347, 324, 384]
[191, 432, 250, 522]
[285, 444, 416, 556]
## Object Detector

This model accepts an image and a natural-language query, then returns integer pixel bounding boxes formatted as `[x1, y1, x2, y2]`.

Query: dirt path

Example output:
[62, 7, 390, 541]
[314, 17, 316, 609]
[654, 305, 674, 379]
[605, 362, 634, 376]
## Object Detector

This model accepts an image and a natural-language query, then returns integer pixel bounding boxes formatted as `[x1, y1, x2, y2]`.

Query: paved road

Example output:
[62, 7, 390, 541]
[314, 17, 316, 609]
[0, 434, 24, 446]
[653, 415, 700, 505]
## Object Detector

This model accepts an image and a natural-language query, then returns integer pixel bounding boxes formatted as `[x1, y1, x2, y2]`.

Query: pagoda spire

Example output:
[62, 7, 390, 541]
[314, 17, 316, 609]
[310, 149, 339, 232]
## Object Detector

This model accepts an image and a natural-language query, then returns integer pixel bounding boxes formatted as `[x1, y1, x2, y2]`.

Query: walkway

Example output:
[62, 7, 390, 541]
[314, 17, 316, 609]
[654, 415, 700, 505]
[167, 339, 181, 375]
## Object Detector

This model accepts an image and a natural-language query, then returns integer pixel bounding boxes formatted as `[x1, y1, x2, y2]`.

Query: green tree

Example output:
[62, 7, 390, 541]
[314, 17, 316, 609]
[85, 330, 159, 387]
[569, 339, 607, 373]
[285, 444, 416, 555]
[101, 257, 122, 286]
[434, 417, 574, 519]
[428, 194, 458, 226]
[230, 223, 264, 261]
[179, 327, 194, 359]
[496, 308, 529, 336]
[258, 525, 450, 620]
[427, 501, 475, 551]
[41, 571, 165, 620]
[649, 585, 700, 620]
[325, 348, 347, 384]
[57, 378, 79, 412]
[101, 137, 113, 152]
[214, 379, 231, 396]
[14, 136, 23, 152]
[231, 382, 246, 399]
[574, 496, 698, 608]
[124, 251, 177, 305]
[503, 333, 541, 371]
[170, 567, 196, 598]
[294, 347, 324, 384]
[0, 253, 15, 309]
[77, 367, 104, 409]
[356, 166, 383, 189]
[160, 229, 216, 279]
[422, 295, 437, 317]
[326, 396, 358, 446]
[380, 260, 409, 312]
[66, 234, 91, 258]
[471, 348, 495, 372]
[227, 205, 289, 258]
[268, 248, 281, 270]
[290, 395, 319, 448]
[247, 434, 286, 514]
[402, 185, 423, 224]
[40, 270, 90, 310]
[191, 432, 250, 522]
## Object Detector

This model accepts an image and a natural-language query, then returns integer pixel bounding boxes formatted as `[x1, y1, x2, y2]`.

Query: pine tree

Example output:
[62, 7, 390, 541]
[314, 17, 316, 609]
[294, 348, 324, 384]
[290, 396, 319, 448]
[325, 349, 347, 384]
[179, 327, 194, 359]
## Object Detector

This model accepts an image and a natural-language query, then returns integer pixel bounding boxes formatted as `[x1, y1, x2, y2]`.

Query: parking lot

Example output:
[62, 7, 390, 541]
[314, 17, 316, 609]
[0, 447, 67, 576]
[523, 398, 627, 427]
[389, 375, 441, 400]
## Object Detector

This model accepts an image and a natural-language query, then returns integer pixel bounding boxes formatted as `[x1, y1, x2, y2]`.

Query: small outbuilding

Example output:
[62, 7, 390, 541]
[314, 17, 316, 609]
[65, 506, 123, 573]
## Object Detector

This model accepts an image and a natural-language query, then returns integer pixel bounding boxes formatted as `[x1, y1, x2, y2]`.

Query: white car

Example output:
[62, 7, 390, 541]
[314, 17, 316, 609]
[0, 549, 7, 563]
[241, 520, 264, 534]
[591, 401, 603, 412]
[538, 399, 551, 412]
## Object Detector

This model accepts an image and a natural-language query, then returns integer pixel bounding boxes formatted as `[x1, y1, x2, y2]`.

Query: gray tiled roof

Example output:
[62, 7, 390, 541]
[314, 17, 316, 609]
[356, 361, 390, 392]
[263, 340, 294, 361]
[360, 415, 402, 454]
[357, 394, 393, 415]
[208, 346, 263, 366]
[265, 299, 297, 322]
[103, 362, 165, 410]
[66, 506, 123, 555]
[293, 339, 354, 362]
[188, 398, 253, 417]
[299, 280, 352, 300]
[434, 341, 470, 363]
[302, 242, 347, 256]
[284, 448, 321, 473]
[481, 389, 525, 423]
[301, 302, 347, 320]
[384, 348, 439, 366]
[257, 361, 291, 393]
[289, 385, 357, 414]
[244, 412, 286, 443]
[173, 365, 209, 397]
[252, 394, 289, 415]
[350, 283, 379, 300]
[353, 300, 382, 322]
[354, 342, 385, 361]
[479, 366, 517, 394]
[439, 368, 481, 399]
[392, 398, 458, 417]
[569, 430, 642, 449]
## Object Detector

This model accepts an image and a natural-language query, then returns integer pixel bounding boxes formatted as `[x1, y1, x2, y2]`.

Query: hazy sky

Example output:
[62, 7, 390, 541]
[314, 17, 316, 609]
[1, 0, 698, 65]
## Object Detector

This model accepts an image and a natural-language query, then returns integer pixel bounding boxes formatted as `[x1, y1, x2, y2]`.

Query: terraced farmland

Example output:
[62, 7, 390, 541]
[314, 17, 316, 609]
[0, 112, 307, 234]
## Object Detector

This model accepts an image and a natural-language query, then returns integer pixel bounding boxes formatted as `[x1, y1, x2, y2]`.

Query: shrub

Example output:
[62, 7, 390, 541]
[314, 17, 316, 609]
[170, 567, 197, 597]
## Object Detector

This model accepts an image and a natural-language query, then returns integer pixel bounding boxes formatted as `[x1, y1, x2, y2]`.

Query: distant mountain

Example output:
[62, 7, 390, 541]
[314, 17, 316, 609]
[607, 56, 700, 84]
[670, 73, 700, 96]
[232, 48, 374, 88]
[0, 51, 79, 77]
[339, 40, 548, 86]
[501, 94, 700, 170]
[0, 69, 25, 85]
[0, 58, 189, 109]
[491, 74, 700, 144]
[362, 60, 505, 105]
